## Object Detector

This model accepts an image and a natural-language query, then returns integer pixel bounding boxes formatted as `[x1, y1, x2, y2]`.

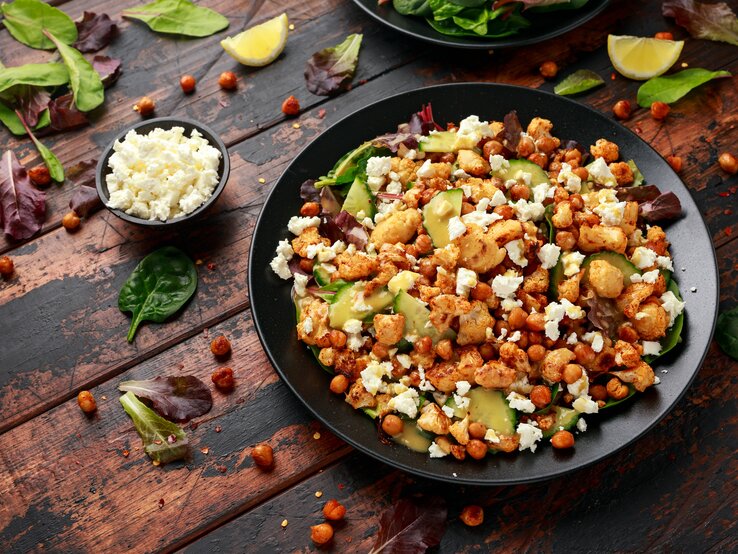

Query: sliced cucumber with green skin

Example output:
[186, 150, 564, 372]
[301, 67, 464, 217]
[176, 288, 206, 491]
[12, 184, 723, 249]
[422, 188, 463, 248]
[392, 420, 433, 453]
[328, 282, 394, 329]
[543, 204, 555, 243]
[444, 396, 467, 419]
[393, 290, 455, 344]
[492, 159, 550, 194]
[542, 406, 579, 438]
[342, 175, 376, 218]
[645, 279, 684, 363]
[418, 131, 457, 152]
[468, 388, 517, 436]
[313, 265, 331, 287]
[549, 259, 565, 299]
[333, 142, 373, 182]
[582, 251, 641, 287]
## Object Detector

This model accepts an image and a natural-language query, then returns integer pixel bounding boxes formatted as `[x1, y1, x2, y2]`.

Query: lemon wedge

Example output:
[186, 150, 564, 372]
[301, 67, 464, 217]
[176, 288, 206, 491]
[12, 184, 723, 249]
[607, 35, 684, 80]
[221, 13, 288, 67]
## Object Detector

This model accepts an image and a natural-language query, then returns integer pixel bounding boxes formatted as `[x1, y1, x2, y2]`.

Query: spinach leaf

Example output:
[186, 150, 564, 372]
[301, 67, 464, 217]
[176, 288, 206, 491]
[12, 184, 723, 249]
[13, 108, 64, 182]
[645, 280, 685, 363]
[0, 0, 77, 50]
[393, 0, 432, 17]
[0, 101, 50, 136]
[430, 0, 465, 20]
[448, 0, 487, 6]
[637, 68, 731, 107]
[119, 391, 189, 464]
[305, 33, 363, 96]
[122, 0, 229, 37]
[715, 306, 738, 361]
[600, 384, 636, 409]
[0, 62, 69, 94]
[119, 376, 212, 422]
[554, 69, 605, 96]
[119, 246, 198, 342]
[453, 8, 490, 35]
[44, 31, 104, 112]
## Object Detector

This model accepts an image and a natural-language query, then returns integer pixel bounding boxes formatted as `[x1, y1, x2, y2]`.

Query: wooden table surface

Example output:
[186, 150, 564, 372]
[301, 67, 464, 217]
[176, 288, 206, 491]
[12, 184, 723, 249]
[1, 0, 737, 552]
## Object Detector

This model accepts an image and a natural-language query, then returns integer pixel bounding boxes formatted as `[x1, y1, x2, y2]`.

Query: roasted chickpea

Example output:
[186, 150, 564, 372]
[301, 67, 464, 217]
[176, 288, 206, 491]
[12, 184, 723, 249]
[517, 136, 535, 158]
[310, 523, 334, 545]
[528, 331, 543, 345]
[133, 96, 155, 117]
[539, 60, 559, 79]
[564, 149, 582, 165]
[494, 320, 509, 337]
[314, 334, 332, 348]
[718, 152, 738, 174]
[528, 152, 548, 169]
[77, 390, 97, 414]
[211, 367, 235, 390]
[466, 439, 488, 460]
[62, 211, 81, 231]
[650, 101, 670, 121]
[606, 378, 629, 400]
[372, 342, 389, 359]
[562, 364, 583, 384]
[281, 95, 300, 116]
[479, 343, 495, 361]
[28, 165, 51, 186]
[382, 414, 404, 436]
[407, 370, 421, 388]
[180, 74, 196, 93]
[418, 258, 437, 280]
[510, 184, 531, 202]
[459, 505, 484, 527]
[493, 205, 515, 220]
[573, 167, 589, 181]
[612, 100, 632, 120]
[468, 421, 487, 440]
[666, 155, 683, 173]
[618, 324, 639, 343]
[551, 430, 575, 449]
[530, 385, 552, 409]
[483, 140, 504, 158]
[210, 335, 231, 356]
[573, 343, 595, 365]
[0, 255, 14, 278]
[252, 443, 274, 468]
[415, 336, 432, 354]
[323, 499, 347, 521]
[415, 234, 433, 254]
[218, 71, 238, 90]
[460, 201, 475, 216]
[299, 259, 314, 273]
[555, 230, 576, 251]
[329, 374, 349, 394]
[654, 31, 674, 40]
[508, 307, 528, 330]
[300, 202, 320, 217]
[328, 330, 347, 349]
[536, 136, 557, 155]
[589, 384, 608, 402]
[435, 338, 453, 361]
[525, 312, 546, 332]
[471, 282, 492, 301]
[527, 344, 546, 363]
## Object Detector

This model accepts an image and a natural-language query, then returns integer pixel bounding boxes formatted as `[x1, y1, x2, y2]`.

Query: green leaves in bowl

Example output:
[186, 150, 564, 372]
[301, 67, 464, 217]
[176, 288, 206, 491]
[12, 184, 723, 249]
[637, 68, 731, 108]
[554, 69, 605, 96]
[118, 246, 198, 342]
[122, 0, 229, 37]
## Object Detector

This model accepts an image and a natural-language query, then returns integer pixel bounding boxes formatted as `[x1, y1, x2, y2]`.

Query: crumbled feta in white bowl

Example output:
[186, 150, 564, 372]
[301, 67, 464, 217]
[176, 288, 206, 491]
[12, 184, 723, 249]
[95, 118, 230, 227]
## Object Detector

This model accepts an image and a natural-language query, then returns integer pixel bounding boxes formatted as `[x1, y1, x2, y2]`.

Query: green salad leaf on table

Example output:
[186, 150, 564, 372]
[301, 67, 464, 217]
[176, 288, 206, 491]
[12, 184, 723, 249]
[122, 0, 229, 37]
[0, 0, 78, 50]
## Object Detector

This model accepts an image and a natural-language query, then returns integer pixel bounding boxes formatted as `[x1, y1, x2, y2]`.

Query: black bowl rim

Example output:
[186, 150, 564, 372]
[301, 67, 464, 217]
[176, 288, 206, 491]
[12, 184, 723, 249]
[350, 0, 611, 50]
[95, 116, 231, 227]
[248, 82, 719, 486]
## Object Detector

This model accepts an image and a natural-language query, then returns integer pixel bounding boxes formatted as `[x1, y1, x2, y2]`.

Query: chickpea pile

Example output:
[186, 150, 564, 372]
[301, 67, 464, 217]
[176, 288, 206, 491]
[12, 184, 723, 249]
[281, 111, 683, 460]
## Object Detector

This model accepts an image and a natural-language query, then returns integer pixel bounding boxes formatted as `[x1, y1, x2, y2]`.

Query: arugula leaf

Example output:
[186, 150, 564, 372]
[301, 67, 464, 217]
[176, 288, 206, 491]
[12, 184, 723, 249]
[122, 0, 229, 37]
[0, 0, 77, 50]
[393, 0, 432, 17]
[74, 12, 119, 53]
[637, 68, 731, 107]
[0, 150, 47, 240]
[119, 391, 189, 464]
[119, 376, 212, 422]
[715, 306, 738, 361]
[0, 62, 69, 94]
[44, 31, 104, 112]
[663, 0, 738, 46]
[554, 69, 605, 96]
[305, 34, 363, 96]
[118, 246, 198, 342]
[0, 101, 50, 135]
[14, 109, 64, 182]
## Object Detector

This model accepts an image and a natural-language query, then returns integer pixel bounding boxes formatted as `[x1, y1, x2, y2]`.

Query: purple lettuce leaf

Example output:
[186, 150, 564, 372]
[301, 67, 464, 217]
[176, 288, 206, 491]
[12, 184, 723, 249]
[503, 110, 523, 151]
[320, 186, 341, 216]
[300, 179, 320, 203]
[92, 56, 122, 87]
[586, 294, 624, 338]
[639, 191, 683, 222]
[335, 210, 369, 249]
[16, 86, 51, 128]
[371, 132, 418, 153]
[67, 159, 101, 217]
[615, 184, 662, 203]
[0, 150, 46, 240]
[118, 375, 212, 423]
[305, 34, 362, 96]
[369, 495, 448, 554]
[74, 12, 119, 53]
[663, 0, 738, 46]
[49, 93, 89, 131]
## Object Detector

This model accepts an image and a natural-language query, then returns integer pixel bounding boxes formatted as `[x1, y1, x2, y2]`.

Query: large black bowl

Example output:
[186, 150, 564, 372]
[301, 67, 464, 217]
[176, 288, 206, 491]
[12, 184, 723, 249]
[248, 83, 719, 485]
[351, 0, 611, 50]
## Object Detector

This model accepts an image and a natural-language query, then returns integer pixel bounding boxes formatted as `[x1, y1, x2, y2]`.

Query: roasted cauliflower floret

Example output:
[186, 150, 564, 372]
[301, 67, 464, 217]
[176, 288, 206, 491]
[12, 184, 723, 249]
[541, 348, 576, 383]
[645, 225, 669, 256]
[523, 266, 549, 294]
[345, 379, 377, 409]
[498, 342, 531, 374]
[558, 271, 583, 303]
[390, 157, 418, 185]
[590, 138, 619, 163]
[291, 226, 330, 258]
[614, 340, 641, 368]
[457, 149, 490, 176]
[526, 117, 554, 140]
[296, 297, 330, 346]
[612, 360, 655, 392]
[428, 244, 460, 271]
[588, 259, 624, 298]
[457, 301, 494, 345]
[456, 224, 507, 273]
[475, 360, 516, 389]
[426, 360, 475, 392]
[616, 282, 655, 319]
[461, 177, 505, 203]
[417, 403, 451, 435]
[449, 416, 470, 445]
[489, 219, 524, 246]
[429, 294, 472, 334]
[373, 314, 406, 345]
[488, 434, 520, 453]
[578, 225, 628, 254]
[371, 209, 422, 248]
[334, 251, 378, 281]
[609, 162, 634, 185]
[552, 201, 573, 229]
[632, 300, 670, 340]
[620, 201, 639, 236]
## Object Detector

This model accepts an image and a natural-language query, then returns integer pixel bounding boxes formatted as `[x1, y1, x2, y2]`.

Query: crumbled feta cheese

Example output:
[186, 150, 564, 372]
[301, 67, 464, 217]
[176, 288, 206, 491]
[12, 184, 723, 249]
[485, 327, 494, 340]
[660, 291, 685, 326]
[456, 267, 478, 297]
[532, 183, 551, 204]
[418, 366, 435, 392]
[509, 199, 545, 222]
[504, 239, 528, 268]
[631, 246, 658, 269]
[654, 375, 661, 385]
[582, 331, 604, 353]
[366, 156, 392, 177]
[343, 319, 363, 334]
[656, 255, 674, 271]
[105, 127, 222, 221]
[484, 429, 501, 443]
[389, 388, 420, 419]
[477, 198, 491, 212]
[507, 330, 522, 342]
[428, 442, 448, 458]
[302, 316, 313, 334]
[507, 392, 536, 413]
[367, 176, 385, 192]
[455, 115, 493, 149]
[572, 395, 599, 414]
[360, 361, 393, 395]
[492, 271, 524, 299]
[557, 162, 582, 193]
[489, 189, 507, 207]
[538, 243, 561, 269]
[630, 269, 660, 284]
[448, 216, 467, 241]
[561, 251, 586, 277]
[442, 405, 456, 418]
[567, 372, 589, 398]
[294, 273, 309, 296]
[509, 374, 534, 394]
[270, 254, 292, 280]
[275, 239, 294, 259]
[489, 154, 510, 172]
[642, 341, 662, 356]
[403, 149, 417, 160]
[461, 210, 502, 231]
[518, 171, 532, 186]
[386, 180, 403, 195]
[544, 299, 585, 340]
[517, 421, 543, 452]
[497, 327, 508, 341]
[456, 381, 471, 396]
[288, 216, 321, 235]
[567, 332, 578, 345]
[593, 189, 626, 226]
[460, 183, 472, 196]
[576, 418, 587, 433]
[395, 354, 412, 369]
[416, 159, 436, 179]
[587, 157, 617, 187]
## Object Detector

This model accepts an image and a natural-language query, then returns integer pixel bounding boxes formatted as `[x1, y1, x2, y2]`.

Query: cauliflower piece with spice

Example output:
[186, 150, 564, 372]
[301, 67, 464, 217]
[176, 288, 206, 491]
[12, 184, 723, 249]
[456, 224, 507, 273]
[371, 209, 421, 248]
[373, 314, 406, 345]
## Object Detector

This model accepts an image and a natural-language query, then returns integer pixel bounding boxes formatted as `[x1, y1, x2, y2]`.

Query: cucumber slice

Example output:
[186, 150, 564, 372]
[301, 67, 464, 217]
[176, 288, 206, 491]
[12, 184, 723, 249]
[342, 175, 376, 218]
[467, 388, 517, 436]
[422, 188, 463, 248]
[492, 159, 550, 194]
[582, 252, 641, 287]
[392, 420, 433, 453]
[444, 396, 467, 419]
[542, 406, 579, 438]
[549, 258, 565, 299]
[393, 290, 455, 344]
[418, 131, 457, 153]
[328, 282, 394, 329]
[313, 265, 331, 287]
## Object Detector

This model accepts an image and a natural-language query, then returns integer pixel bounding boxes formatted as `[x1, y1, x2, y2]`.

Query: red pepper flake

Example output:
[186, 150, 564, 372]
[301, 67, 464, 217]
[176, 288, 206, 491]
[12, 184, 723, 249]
[158, 498, 165, 509]
[216, 464, 227, 473]
[725, 209, 733, 215]
[200, 447, 210, 455]
[358, 79, 367, 85]
[318, 108, 326, 119]
[337, 483, 345, 491]
[717, 191, 730, 197]
[215, 425, 222, 433]
[725, 227, 733, 236]
[153, 439, 163, 445]
[610, 72, 616, 80]
[178, 363, 185, 370]
[730, 185, 738, 194]
[207, 262, 217, 271]
[634, 126, 642, 135]
[122, 449, 130, 458]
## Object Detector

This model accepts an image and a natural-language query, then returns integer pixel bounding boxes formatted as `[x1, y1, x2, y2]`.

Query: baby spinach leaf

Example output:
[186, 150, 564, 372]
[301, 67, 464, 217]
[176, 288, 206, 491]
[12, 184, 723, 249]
[637, 68, 731, 108]
[715, 306, 738, 361]
[122, 0, 229, 37]
[13, 108, 64, 182]
[0, 150, 47, 240]
[0, 101, 49, 135]
[44, 31, 104, 112]
[0, 62, 69, 94]
[119, 376, 212, 422]
[393, 0, 432, 17]
[119, 391, 189, 464]
[0, 0, 77, 50]
[645, 280, 685, 363]
[663, 0, 738, 47]
[119, 246, 198, 342]
[305, 34, 363, 96]
[554, 69, 605, 96]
